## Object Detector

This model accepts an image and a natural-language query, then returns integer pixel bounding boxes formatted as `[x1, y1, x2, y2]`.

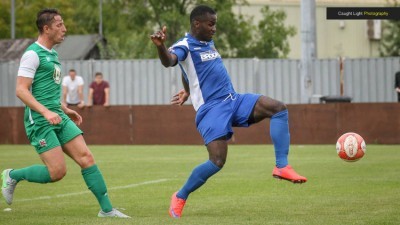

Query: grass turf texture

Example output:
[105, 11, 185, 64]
[0, 144, 399, 225]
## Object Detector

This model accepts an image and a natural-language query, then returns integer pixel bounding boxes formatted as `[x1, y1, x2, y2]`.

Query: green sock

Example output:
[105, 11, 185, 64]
[9, 165, 52, 183]
[82, 164, 113, 212]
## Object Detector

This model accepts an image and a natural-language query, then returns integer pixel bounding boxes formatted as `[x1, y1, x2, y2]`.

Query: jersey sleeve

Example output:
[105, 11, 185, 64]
[77, 76, 84, 85]
[169, 38, 189, 62]
[18, 50, 40, 78]
[170, 46, 188, 62]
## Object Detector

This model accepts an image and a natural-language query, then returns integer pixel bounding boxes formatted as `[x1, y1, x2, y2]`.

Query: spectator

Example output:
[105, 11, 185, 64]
[62, 69, 84, 108]
[395, 70, 400, 102]
[88, 72, 110, 107]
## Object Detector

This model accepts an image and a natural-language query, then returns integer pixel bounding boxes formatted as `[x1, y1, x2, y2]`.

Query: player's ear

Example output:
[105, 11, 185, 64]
[43, 24, 49, 33]
[193, 19, 200, 28]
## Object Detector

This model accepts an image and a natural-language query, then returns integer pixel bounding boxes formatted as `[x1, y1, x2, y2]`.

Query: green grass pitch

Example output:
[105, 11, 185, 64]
[0, 144, 399, 225]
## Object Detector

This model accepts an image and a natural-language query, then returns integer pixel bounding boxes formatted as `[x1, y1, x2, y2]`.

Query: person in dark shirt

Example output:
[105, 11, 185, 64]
[88, 72, 110, 107]
[395, 71, 400, 102]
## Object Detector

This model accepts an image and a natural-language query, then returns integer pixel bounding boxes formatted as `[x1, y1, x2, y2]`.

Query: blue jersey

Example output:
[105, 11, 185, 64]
[169, 33, 236, 111]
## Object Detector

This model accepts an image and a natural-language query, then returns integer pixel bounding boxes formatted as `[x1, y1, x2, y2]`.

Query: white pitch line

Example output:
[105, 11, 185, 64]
[16, 178, 169, 202]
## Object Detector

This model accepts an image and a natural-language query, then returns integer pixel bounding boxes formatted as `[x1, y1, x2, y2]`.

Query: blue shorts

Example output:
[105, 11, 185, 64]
[195, 93, 261, 145]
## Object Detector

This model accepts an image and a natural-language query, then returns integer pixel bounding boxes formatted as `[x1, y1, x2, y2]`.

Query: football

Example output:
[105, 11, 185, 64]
[336, 132, 366, 162]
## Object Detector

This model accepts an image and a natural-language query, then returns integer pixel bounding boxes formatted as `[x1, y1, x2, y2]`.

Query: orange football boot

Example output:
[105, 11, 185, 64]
[272, 165, 307, 183]
[169, 192, 186, 218]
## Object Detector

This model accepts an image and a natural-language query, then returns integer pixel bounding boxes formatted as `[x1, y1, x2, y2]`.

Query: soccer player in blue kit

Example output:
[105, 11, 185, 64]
[150, 5, 307, 218]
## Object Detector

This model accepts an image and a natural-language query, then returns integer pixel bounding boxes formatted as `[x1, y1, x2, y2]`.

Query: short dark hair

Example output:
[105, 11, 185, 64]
[190, 5, 216, 23]
[69, 69, 76, 73]
[36, 8, 60, 34]
[95, 72, 103, 77]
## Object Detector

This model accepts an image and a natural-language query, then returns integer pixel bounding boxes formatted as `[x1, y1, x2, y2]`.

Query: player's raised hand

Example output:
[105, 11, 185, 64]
[150, 26, 167, 46]
[171, 89, 190, 106]
[151, 26, 177, 67]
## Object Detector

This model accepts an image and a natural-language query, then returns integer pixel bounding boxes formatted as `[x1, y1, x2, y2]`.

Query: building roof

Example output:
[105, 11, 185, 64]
[54, 34, 106, 60]
[0, 34, 105, 62]
[0, 38, 35, 62]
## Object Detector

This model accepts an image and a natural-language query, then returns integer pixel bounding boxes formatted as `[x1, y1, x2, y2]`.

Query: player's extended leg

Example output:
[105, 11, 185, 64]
[251, 96, 307, 183]
[1, 147, 66, 205]
[169, 138, 226, 218]
[62, 135, 130, 218]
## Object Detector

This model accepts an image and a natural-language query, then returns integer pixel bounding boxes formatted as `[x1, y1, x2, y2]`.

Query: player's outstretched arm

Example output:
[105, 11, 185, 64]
[150, 26, 177, 67]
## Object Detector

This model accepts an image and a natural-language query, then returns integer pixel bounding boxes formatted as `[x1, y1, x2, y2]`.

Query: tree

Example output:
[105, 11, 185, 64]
[0, 0, 79, 39]
[197, 0, 254, 57]
[0, 0, 11, 39]
[379, 0, 400, 56]
[74, 0, 254, 59]
[108, 0, 295, 59]
[0, 0, 296, 59]
[242, 6, 296, 58]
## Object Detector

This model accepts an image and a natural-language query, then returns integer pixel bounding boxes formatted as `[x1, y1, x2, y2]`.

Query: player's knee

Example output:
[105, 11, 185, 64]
[276, 101, 287, 112]
[211, 157, 226, 168]
[79, 151, 95, 168]
[255, 96, 287, 119]
[49, 166, 67, 182]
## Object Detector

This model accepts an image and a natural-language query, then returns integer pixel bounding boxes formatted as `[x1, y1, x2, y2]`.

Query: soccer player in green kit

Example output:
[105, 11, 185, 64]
[1, 8, 130, 218]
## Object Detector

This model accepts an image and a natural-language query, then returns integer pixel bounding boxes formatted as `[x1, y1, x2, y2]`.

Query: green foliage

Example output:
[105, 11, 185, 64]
[245, 6, 296, 58]
[380, 20, 400, 56]
[147, 0, 191, 47]
[0, 0, 11, 38]
[196, 0, 254, 57]
[0, 0, 77, 39]
[380, 0, 400, 56]
[0, 0, 296, 59]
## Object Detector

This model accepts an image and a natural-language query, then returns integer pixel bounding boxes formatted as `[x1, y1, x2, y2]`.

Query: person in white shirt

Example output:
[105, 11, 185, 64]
[62, 69, 84, 108]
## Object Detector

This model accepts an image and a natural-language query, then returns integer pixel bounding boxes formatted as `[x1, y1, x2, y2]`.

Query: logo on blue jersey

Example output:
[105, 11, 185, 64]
[200, 50, 221, 62]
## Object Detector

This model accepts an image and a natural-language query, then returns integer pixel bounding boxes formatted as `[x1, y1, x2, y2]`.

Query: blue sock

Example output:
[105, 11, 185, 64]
[177, 160, 221, 200]
[270, 109, 290, 168]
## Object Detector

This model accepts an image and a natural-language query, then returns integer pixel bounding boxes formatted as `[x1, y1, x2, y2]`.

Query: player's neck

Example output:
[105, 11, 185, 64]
[37, 36, 55, 50]
[189, 31, 209, 43]
[189, 31, 200, 41]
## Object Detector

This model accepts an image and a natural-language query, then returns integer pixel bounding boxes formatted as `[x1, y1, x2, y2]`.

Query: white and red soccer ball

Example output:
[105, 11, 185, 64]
[336, 132, 366, 162]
